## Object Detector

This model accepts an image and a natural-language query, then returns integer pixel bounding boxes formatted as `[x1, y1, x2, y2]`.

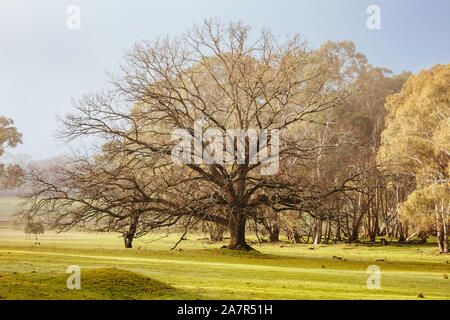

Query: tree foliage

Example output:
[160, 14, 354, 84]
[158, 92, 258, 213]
[379, 64, 449, 252]
[0, 116, 23, 190]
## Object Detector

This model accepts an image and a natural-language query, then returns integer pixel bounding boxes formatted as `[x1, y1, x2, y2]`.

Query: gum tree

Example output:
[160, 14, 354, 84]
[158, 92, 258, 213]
[378, 64, 449, 252]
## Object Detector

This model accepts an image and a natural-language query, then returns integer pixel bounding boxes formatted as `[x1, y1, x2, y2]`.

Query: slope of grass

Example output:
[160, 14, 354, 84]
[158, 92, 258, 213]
[0, 267, 199, 300]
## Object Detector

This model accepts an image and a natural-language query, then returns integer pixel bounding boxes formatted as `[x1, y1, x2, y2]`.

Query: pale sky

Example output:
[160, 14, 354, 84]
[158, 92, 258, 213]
[0, 0, 449, 159]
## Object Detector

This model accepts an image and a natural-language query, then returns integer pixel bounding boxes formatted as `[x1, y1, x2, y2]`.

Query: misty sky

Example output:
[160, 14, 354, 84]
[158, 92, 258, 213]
[0, 0, 449, 160]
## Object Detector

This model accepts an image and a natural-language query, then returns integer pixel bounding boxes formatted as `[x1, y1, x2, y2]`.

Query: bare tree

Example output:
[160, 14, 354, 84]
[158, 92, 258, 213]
[26, 20, 365, 250]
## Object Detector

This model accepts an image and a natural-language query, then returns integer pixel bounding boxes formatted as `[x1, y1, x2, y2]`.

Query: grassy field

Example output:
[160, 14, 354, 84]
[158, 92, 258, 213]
[0, 229, 449, 300]
[0, 198, 449, 300]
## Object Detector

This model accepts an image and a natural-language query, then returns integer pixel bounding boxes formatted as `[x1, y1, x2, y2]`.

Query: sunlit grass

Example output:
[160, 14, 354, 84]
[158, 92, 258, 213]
[0, 228, 449, 300]
[0, 267, 198, 300]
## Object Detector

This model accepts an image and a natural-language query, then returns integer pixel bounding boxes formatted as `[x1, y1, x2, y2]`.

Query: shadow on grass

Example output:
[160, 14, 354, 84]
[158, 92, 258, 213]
[0, 267, 201, 300]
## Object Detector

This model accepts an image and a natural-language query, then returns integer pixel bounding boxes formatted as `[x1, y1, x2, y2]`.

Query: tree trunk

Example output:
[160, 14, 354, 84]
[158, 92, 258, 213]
[348, 221, 360, 243]
[437, 232, 444, 254]
[313, 219, 322, 245]
[293, 229, 301, 244]
[369, 186, 379, 242]
[443, 230, 449, 254]
[436, 210, 444, 253]
[398, 221, 408, 243]
[441, 206, 448, 254]
[368, 206, 378, 242]
[227, 211, 251, 250]
[123, 213, 139, 249]
[269, 224, 280, 242]
[443, 222, 448, 254]
[325, 221, 332, 243]
[335, 223, 341, 242]
[124, 236, 133, 248]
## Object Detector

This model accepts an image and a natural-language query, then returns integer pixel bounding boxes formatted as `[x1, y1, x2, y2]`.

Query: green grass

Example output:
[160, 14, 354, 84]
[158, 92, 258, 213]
[0, 198, 448, 300]
[0, 228, 449, 300]
[0, 267, 197, 300]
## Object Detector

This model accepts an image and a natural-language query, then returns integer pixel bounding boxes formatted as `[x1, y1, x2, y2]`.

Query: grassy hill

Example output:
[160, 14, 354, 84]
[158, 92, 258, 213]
[0, 267, 198, 300]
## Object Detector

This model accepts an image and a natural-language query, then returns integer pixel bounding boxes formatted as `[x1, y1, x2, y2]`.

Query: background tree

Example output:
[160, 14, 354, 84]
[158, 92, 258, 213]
[378, 64, 449, 252]
[287, 56, 410, 244]
[399, 184, 449, 250]
[0, 116, 23, 190]
[24, 220, 44, 240]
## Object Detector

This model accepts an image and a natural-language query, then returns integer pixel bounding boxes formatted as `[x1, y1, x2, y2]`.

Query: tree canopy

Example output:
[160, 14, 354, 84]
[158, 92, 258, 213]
[378, 64, 449, 252]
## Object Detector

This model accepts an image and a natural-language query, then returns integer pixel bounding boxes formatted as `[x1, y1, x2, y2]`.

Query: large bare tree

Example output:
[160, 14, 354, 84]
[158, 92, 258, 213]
[26, 20, 364, 250]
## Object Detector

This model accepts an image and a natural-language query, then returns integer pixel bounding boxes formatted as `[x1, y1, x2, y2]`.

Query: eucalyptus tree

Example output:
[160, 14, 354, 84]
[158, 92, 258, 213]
[379, 64, 449, 252]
